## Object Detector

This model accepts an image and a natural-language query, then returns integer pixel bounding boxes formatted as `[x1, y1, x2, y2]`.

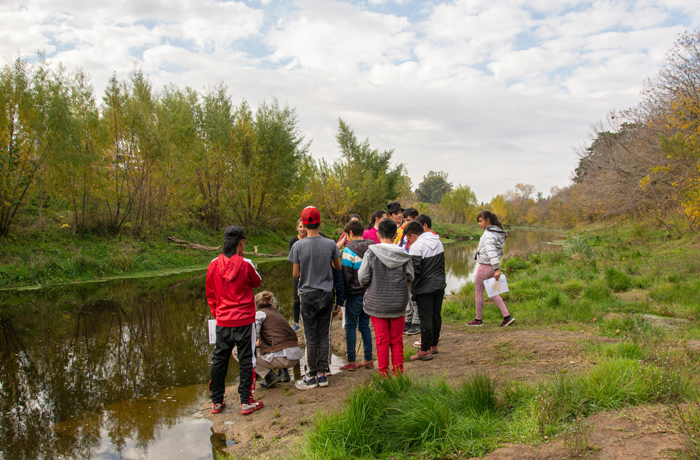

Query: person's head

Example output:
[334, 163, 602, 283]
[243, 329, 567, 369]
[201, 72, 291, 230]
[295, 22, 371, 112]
[255, 291, 277, 311]
[301, 206, 321, 230]
[377, 218, 397, 242]
[349, 214, 361, 224]
[223, 225, 245, 257]
[296, 218, 307, 238]
[367, 209, 388, 230]
[477, 210, 503, 230]
[416, 214, 432, 232]
[403, 220, 424, 245]
[387, 201, 404, 225]
[403, 207, 419, 221]
[344, 219, 365, 240]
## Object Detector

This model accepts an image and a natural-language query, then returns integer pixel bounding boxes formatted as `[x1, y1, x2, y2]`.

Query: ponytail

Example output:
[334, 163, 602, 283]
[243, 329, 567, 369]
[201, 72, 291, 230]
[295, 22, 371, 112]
[477, 210, 503, 230]
[366, 209, 387, 230]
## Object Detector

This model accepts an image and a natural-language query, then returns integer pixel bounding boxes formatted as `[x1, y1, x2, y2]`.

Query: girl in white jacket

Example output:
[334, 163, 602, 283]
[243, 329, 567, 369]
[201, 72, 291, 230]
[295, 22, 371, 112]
[467, 211, 515, 327]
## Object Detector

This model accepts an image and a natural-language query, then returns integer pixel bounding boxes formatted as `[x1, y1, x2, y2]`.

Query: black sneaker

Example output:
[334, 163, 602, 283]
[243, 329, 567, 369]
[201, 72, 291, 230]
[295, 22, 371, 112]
[404, 323, 411, 334]
[277, 368, 290, 383]
[406, 324, 421, 335]
[260, 371, 281, 389]
[295, 376, 317, 390]
[500, 316, 516, 327]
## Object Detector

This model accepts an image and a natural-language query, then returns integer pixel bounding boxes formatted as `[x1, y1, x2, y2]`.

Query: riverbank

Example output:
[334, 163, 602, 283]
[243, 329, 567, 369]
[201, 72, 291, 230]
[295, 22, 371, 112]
[0, 226, 290, 290]
[0, 221, 484, 290]
[212, 220, 700, 459]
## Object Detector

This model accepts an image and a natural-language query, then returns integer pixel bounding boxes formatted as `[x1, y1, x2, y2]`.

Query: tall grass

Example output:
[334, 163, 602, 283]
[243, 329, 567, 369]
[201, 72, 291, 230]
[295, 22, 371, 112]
[299, 358, 689, 459]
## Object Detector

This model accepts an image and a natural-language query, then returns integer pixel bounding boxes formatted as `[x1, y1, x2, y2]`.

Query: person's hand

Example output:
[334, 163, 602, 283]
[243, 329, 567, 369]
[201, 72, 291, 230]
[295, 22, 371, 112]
[333, 304, 342, 317]
[494, 268, 501, 281]
[336, 233, 347, 249]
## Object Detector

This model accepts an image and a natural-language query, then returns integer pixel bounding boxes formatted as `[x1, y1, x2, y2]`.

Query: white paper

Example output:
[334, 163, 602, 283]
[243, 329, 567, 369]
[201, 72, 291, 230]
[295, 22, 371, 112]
[208, 319, 217, 344]
[484, 275, 509, 298]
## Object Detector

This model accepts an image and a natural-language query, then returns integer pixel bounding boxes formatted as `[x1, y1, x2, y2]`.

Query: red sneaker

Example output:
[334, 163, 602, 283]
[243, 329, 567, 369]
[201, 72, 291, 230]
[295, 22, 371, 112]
[211, 402, 226, 414]
[241, 399, 264, 415]
[339, 362, 359, 371]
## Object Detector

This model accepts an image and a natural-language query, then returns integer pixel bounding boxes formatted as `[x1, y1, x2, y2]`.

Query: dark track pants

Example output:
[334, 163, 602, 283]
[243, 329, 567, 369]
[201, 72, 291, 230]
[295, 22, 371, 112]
[416, 289, 445, 352]
[210, 324, 255, 405]
[300, 289, 334, 376]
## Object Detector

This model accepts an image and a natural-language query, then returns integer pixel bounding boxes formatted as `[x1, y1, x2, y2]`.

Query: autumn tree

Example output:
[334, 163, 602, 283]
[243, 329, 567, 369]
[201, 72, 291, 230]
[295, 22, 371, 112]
[440, 185, 477, 223]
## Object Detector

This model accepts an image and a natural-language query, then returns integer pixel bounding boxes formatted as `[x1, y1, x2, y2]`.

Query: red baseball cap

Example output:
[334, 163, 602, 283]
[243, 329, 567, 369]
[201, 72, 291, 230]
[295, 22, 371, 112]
[301, 206, 321, 225]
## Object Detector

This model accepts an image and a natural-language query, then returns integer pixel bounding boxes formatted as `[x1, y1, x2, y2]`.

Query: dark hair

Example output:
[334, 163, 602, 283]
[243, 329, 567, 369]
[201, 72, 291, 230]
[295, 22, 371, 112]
[377, 218, 397, 240]
[223, 225, 245, 257]
[344, 220, 364, 237]
[477, 210, 503, 229]
[416, 214, 432, 228]
[305, 222, 319, 230]
[404, 207, 419, 219]
[350, 214, 362, 222]
[403, 220, 424, 237]
[366, 209, 387, 230]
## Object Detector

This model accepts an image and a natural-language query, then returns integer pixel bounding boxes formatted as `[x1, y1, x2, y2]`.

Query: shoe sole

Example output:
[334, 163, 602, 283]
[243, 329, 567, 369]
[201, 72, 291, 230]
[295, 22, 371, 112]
[406, 329, 421, 335]
[317, 380, 329, 387]
[467, 323, 483, 326]
[211, 403, 226, 414]
[501, 318, 516, 327]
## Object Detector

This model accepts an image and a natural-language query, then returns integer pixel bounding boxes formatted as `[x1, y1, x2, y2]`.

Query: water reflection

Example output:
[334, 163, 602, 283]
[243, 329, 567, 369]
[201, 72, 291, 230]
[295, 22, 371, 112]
[0, 261, 293, 460]
[0, 230, 560, 459]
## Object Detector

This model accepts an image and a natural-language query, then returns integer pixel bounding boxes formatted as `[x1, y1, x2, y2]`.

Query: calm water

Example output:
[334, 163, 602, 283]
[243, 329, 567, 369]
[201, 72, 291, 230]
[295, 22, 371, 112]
[0, 229, 561, 460]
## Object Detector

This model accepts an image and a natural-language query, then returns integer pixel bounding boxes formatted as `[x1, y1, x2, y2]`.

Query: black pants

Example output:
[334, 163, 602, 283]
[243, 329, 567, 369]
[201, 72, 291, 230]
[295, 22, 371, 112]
[292, 277, 301, 323]
[210, 324, 254, 405]
[300, 289, 334, 376]
[416, 289, 445, 352]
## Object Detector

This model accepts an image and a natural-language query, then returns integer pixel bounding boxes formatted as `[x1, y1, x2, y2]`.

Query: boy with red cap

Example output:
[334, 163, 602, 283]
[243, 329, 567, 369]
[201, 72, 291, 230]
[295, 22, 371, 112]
[288, 206, 342, 390]
[206, 225, 263, 415]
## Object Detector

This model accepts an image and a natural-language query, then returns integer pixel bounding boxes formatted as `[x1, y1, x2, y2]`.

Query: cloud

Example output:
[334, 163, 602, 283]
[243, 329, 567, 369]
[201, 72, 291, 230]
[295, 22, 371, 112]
[1, 0, 698, 201]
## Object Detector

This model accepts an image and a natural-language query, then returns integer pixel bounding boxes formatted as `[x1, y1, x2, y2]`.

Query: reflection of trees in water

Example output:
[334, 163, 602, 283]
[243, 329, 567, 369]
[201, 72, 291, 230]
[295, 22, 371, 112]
[0, 274, 213, 460]
[444, 242, 478, 278]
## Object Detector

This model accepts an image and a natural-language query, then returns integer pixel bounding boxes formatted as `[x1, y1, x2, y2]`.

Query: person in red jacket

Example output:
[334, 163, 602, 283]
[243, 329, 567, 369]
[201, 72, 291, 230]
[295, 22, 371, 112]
[206, 225, 263, 416]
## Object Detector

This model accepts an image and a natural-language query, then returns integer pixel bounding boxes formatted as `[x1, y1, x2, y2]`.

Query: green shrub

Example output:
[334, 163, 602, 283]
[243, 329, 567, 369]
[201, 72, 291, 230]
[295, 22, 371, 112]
[563, 236, 593, 259]
[503, 256, 527, 272]
[605, 267, 634, 292]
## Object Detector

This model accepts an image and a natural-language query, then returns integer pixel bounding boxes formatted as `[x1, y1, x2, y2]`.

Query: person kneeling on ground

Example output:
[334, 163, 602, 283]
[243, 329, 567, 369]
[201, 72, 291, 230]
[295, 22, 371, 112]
[358, 219, 414, 377]
[206, 225, 264, 416]
[252, 291, 302, 389]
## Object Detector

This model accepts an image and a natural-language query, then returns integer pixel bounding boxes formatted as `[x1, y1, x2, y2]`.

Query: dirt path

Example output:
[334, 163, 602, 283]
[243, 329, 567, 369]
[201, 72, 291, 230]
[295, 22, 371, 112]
[202, 322, 685, 459]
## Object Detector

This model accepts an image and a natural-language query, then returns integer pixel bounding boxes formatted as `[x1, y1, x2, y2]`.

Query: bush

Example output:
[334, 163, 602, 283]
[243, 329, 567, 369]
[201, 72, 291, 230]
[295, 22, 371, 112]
[563, 236, 593, 260]
[502, 256, 527, 273]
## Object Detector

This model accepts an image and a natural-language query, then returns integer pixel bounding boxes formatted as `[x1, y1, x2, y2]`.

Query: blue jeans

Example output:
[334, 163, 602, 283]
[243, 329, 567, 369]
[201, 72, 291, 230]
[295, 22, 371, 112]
[344, 295, 373, 362]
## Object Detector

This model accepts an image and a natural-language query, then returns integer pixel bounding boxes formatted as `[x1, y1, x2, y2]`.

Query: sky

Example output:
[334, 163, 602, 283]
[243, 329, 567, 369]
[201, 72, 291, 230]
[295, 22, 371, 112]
[1, 0, 699, 202]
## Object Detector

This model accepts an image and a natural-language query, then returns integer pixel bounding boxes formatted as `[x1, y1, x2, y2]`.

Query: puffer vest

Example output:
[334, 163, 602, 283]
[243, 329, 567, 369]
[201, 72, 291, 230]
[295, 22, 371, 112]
[258, 306, 299, 354]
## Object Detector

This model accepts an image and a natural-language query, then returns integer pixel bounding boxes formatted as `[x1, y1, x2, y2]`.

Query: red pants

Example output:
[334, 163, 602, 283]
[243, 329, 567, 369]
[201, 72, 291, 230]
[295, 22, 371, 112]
[370, 316, 405, 377]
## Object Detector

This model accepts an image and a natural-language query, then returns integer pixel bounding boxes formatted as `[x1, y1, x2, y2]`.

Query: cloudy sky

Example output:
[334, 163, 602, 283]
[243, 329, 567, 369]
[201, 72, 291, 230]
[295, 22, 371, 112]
[1, 0, 698, 202]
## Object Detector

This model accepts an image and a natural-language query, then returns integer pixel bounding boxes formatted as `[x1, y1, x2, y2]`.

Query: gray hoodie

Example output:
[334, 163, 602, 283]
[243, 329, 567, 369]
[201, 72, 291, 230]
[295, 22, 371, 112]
[474, 225, 507, 269]
[358, 243, 415, 318]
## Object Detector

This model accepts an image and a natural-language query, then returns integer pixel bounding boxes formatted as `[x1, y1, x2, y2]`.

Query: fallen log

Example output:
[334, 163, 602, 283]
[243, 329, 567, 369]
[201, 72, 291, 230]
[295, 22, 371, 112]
[167, 237, 286, 257]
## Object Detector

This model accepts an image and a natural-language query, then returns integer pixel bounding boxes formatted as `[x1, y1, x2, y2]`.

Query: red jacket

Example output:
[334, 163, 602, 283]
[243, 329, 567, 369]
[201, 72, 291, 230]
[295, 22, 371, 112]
[206, 254, 262, 327]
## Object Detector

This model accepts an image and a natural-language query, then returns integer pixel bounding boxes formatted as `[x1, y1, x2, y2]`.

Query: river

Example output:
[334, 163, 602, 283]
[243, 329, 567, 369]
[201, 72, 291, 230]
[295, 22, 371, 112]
[0, 228, 562, 460]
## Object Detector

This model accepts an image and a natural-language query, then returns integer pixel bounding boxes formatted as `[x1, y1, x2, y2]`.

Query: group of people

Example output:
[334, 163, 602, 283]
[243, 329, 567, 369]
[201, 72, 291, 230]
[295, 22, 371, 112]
[205, 202, 514, 416]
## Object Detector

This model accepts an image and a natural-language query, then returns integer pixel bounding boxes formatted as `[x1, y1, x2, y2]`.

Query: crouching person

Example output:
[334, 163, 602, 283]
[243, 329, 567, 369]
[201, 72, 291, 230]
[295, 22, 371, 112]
[207, 225, 264, 416]
[253, 291, 302, 389]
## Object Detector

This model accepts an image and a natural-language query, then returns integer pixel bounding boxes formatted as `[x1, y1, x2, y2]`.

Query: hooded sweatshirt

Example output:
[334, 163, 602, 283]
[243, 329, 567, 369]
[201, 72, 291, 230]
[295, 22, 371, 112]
[358, 243, 415, 318]
[206, 253, 262, 327]
[474, 225, 507, 269]
[409, 231, 447, 296]
[341, 239, 375, 296]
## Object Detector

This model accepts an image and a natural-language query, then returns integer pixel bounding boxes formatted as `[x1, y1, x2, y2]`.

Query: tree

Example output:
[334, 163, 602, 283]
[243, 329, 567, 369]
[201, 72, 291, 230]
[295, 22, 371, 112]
[0, 57, 72, 236]
[415, 171, 453, 204]
[440, 185, 477, 223]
